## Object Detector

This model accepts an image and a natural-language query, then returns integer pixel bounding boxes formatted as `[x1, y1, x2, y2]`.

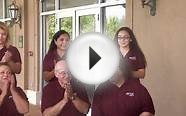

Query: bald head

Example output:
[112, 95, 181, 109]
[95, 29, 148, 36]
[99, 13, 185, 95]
[54, 60, 70, 80]
[55, 60, 67, 70]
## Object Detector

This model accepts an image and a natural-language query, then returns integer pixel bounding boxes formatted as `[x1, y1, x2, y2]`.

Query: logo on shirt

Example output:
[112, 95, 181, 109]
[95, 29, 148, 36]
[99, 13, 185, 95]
[8, 96, 13, 99]
[129, 56, 136, 60]
[125, 92, 135, 97]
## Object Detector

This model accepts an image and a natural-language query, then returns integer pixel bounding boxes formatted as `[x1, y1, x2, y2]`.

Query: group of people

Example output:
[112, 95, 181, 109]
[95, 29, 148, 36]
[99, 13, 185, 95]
[0, 20, 155, 116]
[0, 21, 29, 116]
[41, 27, 155, 116]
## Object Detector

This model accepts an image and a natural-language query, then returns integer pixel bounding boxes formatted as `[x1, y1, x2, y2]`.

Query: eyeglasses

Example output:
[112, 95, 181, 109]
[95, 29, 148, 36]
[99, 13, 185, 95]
[117, 36, 130, 41]
[55, 70, 71, 77]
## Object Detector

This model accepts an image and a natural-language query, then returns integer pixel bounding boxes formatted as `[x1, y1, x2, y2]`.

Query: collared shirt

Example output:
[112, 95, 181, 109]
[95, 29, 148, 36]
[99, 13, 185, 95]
[92, 79, 155, 116]
[0, 87, 28, 116]
[41, 78, 90, 116]
[43, 50, 63, 81]
[124, 49, 146, 71]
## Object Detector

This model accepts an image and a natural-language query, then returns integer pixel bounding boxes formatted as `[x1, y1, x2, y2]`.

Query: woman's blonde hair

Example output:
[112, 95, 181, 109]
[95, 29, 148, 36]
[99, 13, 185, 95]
[0, 21, 10, 47]
[0, 62, 13, 73]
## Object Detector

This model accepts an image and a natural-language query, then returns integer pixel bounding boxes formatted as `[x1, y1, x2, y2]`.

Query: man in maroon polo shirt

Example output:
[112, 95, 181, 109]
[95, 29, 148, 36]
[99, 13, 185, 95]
[92, 60, 155, 116]
[41, 60, 90, 116]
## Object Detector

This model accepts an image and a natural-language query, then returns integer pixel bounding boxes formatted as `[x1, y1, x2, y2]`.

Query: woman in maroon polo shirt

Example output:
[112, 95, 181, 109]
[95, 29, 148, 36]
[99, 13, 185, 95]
[43, 30, 70, 82]
[92, 60, 155, 116]
[0, 22, 22, 74]
[0, 63, 29, 116]
[114, 27, 147, 79]
[41, 60, 90, 116]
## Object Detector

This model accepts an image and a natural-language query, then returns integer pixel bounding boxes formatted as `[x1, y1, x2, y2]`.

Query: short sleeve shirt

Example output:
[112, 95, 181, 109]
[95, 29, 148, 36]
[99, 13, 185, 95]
[0, 87, 28, 116]
[124, 49, 146, 71]
[41, 79, 90, 116]
[43, 50, 62, 81]
[92, 79, 155, 116]
[0, 45, 22, 63]
[43, 50, 60, 72]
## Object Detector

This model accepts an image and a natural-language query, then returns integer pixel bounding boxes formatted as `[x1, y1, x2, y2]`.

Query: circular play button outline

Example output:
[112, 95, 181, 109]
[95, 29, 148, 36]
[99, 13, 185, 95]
[66, 32, 120, 85]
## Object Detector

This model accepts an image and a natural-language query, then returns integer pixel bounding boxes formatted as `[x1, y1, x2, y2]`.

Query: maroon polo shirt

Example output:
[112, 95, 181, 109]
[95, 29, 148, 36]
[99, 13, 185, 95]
[41, 78, 90, 116]
[0, 45, 22, 63]
[43, 50, 62, 81]
[0, 87, 28, 116]
[92, 79, 155, 116]
[124, 49, 145, 71]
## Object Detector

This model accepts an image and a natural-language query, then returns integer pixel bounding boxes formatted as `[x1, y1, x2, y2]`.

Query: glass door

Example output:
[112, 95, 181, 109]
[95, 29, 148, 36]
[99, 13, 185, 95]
[76, 8, 100, 103]
[56, 10, 75, 39]
[76, 8, 100, 36]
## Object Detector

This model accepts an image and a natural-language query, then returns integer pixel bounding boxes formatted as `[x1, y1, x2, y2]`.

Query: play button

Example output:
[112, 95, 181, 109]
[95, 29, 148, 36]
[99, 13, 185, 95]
[89, 47, 101, 70]
[66, 32, 120, 84]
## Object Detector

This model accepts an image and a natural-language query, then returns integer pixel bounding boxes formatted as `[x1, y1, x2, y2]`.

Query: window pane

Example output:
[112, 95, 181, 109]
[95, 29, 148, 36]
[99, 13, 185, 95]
[5, 0, 12, 18]
[104, 5, 126, 39]
[42, 0, 55, 12]
[102, 0, 124, 3]
[0, 0, 3, 18]
[60, 17, 72, 38]
[79, 15, 95, 34]
[60, 0, 98, 9]
[45, 15, 56, 50]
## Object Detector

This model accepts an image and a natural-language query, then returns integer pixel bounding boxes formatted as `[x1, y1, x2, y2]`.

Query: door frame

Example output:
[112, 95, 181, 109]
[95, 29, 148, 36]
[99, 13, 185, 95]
[56, 9, 76, 39]
[75, 7, 101, 36]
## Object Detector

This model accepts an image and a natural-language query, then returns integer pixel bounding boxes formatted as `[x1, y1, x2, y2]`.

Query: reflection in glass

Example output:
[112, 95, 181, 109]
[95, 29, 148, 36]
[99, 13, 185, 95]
[45, 15, 56, 50]
[60, 17, 73, 38]
[60, 0, 97, 9]
[42, 0, 55, 12]
[79, 15, 95, 34]
[5, 0, 11, 18]
[104, 5, 126, 39]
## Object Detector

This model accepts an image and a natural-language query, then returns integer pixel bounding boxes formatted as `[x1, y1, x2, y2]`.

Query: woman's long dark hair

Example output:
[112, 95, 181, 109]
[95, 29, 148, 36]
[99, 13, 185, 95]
[114, 27, 147, 67]
[48, 30, 70, 52]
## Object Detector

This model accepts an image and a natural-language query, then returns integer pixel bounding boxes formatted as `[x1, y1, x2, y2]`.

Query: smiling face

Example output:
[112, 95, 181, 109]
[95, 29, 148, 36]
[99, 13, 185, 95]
[54, 34, 70, 51]
[0, 28, 7, 46]
[117, 30, 131, 48]
[54, 60, 70, 84]
[0, 65, 12, 83]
